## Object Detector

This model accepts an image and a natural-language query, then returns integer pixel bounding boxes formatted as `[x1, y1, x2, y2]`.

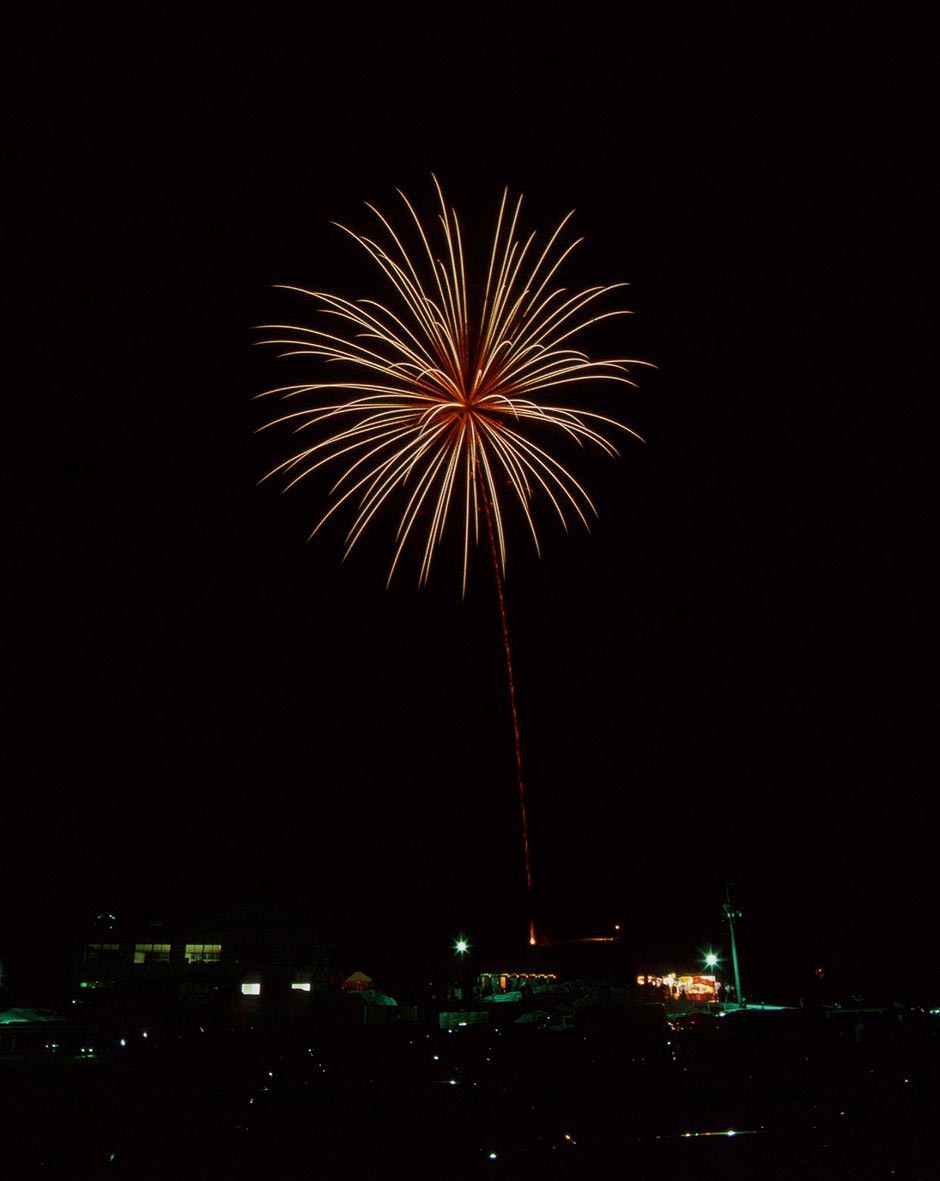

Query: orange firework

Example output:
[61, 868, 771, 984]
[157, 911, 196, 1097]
[258, 181, 647, 947]
[257, 178, 646, 593]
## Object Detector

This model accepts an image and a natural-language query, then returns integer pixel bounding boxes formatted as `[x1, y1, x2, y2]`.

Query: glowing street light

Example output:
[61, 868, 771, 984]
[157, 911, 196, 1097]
[704, 952, 719, 969]
[452, 936, 471, 996]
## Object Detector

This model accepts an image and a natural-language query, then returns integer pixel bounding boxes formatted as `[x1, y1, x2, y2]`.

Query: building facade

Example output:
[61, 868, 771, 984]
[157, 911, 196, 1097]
[73, 904, 331, 1021]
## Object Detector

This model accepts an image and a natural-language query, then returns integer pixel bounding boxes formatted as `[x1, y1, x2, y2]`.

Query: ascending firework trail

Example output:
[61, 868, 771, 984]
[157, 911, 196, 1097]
[480, 475, 535, 944]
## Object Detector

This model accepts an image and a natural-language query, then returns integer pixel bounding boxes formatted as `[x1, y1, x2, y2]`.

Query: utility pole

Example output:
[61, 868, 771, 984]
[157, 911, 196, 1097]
[722, 879, 744, 1008]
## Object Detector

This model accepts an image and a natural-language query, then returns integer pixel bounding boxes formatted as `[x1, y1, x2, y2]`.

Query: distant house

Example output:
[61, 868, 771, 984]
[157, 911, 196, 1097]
[342, 970, 373, 992]
[72, 902, 331, 1019]
[635, 971, 721, 1003]
[478, 970, 557, 995]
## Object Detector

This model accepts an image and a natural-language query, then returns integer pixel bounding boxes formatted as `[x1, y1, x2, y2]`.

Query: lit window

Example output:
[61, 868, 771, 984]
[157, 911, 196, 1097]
[241, 982, 261, 995]
[85, 944, 119, 961]
[184, 943, 222, 963]
[133, 943, 170, 964]
[291, 982, 311, 992]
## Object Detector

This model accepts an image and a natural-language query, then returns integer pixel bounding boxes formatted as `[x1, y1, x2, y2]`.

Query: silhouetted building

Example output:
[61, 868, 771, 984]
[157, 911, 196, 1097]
[72, 902, 330, 1022]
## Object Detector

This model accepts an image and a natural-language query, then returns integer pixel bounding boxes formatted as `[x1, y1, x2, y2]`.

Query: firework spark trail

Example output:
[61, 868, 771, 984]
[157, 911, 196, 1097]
[480, 475, 537, 946]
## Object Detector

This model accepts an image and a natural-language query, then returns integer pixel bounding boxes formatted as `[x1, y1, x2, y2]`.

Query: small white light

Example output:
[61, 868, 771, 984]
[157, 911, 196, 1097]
[119, 1038, 126, 1047]
[488, 1152, 497, 1160]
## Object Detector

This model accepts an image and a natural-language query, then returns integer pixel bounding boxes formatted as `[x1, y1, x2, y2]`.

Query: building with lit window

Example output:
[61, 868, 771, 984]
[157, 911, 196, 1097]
[635, 971, 721, 1003]
[478, 970, 558, 995]
[73, 903, 330, 1019]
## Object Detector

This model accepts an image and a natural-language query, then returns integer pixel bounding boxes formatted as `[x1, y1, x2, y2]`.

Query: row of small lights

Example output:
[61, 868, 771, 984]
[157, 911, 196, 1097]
[44, 1030, 148, 1056]
[80, 981, 311, 995]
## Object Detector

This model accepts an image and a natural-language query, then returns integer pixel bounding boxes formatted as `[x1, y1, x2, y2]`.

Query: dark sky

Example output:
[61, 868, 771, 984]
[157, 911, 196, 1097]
[8, 12, 934, 996]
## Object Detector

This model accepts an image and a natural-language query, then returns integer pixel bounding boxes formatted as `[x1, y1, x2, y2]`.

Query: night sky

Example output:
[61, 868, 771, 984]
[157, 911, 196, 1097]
[8, 12, 934, 997]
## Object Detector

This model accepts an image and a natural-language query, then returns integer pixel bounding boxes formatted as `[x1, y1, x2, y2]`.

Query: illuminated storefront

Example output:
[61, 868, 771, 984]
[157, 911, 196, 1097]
[636, 972, 721, 1002]
[479, 971, 557, 994]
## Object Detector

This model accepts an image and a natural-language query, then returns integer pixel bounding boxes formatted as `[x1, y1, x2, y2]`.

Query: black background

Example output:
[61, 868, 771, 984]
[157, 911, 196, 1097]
[7, 10, 934, 997]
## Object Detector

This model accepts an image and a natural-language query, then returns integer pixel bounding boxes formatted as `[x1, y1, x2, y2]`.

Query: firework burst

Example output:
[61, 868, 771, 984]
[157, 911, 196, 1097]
[257, 179, 646, 591]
